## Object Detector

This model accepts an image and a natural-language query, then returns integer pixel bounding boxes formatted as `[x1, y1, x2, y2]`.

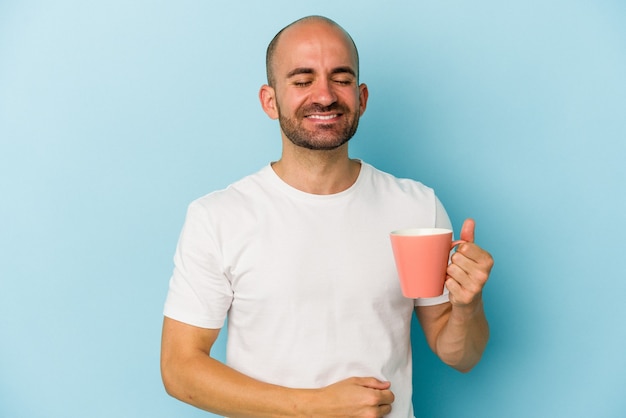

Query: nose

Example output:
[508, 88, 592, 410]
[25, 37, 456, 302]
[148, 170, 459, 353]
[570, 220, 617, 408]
[311, 78, 337, 107]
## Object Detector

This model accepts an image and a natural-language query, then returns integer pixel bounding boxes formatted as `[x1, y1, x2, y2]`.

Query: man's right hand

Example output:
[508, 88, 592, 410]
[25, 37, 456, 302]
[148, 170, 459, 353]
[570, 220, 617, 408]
[162, 318, 395, 417]
[307, 376, 395, 417]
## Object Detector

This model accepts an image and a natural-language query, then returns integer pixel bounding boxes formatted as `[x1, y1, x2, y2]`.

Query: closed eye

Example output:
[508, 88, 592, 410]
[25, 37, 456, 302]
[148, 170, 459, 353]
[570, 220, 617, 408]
[292, 80, 312, 87]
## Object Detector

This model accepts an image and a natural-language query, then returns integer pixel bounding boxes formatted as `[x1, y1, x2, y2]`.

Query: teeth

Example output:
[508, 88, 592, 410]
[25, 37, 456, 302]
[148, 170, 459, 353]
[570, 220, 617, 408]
[308, 114, 337, 120]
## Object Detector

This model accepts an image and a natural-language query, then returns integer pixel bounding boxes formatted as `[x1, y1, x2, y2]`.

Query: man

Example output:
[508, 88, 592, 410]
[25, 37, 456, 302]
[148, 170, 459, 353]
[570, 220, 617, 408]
[161, 15, 493, 418]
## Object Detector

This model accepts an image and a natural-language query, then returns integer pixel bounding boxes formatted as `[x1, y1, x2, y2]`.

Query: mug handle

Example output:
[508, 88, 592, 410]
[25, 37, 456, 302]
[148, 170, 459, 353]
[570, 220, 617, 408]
[451, 239, 466, 250]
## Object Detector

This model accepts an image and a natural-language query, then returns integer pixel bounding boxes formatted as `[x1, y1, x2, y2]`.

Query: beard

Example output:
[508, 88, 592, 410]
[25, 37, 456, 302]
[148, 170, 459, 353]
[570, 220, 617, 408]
[277, 102, 360, 151]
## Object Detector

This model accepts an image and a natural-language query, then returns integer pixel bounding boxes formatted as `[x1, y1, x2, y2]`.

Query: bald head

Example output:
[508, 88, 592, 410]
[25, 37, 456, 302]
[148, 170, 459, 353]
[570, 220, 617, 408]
[265, 16, 360, 87]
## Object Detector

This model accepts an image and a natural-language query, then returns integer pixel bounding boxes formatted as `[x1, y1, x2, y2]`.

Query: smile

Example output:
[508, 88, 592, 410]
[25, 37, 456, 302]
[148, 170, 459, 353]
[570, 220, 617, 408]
[306, 114, 339, 120]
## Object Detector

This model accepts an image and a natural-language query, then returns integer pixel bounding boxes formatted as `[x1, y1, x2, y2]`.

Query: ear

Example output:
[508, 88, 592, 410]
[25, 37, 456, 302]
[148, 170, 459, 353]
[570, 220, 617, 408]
[259, 84, 279, 120]
[358, 83, 369, 116]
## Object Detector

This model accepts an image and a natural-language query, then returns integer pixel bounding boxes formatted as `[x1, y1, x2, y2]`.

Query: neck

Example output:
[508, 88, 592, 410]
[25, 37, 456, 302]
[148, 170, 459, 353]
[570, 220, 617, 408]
[272, 142, 361, 195]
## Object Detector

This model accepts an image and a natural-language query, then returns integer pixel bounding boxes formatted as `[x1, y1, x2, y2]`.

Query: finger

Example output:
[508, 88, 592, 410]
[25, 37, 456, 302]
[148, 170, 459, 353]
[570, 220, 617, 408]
[444, 277, 465, 303]
[446, 263, 473, 294]
[445, 276, 460, 294]
[450, 250, 476, 275]
[354, 377, 391, 390]
[377, 403, 393, 416]
[446, 279, 479, 306]
[454, 244, 494, 275]
[460, 218, 475, 243]
[379, 388, 395, 405]
[454, 241, 487, 264]
[447, 256, 469, 278]
[448, 252, 491, 296]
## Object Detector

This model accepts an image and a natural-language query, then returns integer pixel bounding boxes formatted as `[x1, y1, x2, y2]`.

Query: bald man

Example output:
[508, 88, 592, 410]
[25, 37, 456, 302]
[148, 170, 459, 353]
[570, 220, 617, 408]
[161, 16, 492, 418]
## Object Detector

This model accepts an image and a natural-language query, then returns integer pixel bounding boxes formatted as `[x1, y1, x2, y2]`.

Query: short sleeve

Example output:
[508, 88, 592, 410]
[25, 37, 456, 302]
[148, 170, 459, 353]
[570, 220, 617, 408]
[163, 200, 234, 328]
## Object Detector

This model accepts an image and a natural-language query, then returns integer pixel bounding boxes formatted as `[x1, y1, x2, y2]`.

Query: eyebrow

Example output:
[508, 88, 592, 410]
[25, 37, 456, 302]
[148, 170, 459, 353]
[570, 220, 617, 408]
[286, 66, 356, 78]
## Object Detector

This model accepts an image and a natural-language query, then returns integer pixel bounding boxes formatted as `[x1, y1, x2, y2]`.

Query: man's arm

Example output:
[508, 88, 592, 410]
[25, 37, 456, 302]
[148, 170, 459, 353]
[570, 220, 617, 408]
[415, 219, 493, 372]
[416, 299, 489, 372]
[160, 317, 395, 418]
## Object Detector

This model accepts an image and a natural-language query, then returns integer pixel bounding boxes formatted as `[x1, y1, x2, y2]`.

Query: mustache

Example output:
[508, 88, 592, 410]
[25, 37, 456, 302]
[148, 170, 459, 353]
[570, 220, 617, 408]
[300, 103, 347, 115]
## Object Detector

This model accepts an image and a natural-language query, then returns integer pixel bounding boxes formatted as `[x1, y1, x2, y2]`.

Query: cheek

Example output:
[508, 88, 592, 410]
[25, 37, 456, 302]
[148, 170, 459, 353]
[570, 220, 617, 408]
[340, 90, 362, 110]
[276, 93, 306, 115]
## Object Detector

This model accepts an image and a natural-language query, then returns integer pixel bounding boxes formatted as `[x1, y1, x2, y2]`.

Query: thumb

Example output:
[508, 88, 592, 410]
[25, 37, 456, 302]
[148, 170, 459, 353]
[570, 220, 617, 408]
[460, 218, 476, 243]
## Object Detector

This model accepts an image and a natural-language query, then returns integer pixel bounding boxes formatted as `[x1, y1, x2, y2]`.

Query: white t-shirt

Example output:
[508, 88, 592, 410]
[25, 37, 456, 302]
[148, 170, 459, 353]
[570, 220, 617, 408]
[164, 161, 452, 418]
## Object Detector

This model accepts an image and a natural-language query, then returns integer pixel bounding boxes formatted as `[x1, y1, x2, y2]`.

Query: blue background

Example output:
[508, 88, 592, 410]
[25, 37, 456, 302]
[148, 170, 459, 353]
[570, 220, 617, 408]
[1, 1, 625, 417]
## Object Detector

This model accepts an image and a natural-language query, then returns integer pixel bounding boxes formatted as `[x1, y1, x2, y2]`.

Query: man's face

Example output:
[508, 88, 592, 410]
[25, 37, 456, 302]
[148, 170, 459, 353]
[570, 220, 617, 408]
[267, 22, 368, 151]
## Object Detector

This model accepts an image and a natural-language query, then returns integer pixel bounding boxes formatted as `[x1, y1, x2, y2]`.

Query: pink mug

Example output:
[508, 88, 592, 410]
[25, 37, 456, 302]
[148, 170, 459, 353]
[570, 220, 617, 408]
[390, 228, 465, 298]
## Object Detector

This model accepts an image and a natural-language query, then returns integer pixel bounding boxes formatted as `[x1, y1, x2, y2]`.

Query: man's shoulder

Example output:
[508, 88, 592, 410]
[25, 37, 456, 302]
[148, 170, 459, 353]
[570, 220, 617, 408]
[363, 162, 434, 196]
[192, 165, 271, 203]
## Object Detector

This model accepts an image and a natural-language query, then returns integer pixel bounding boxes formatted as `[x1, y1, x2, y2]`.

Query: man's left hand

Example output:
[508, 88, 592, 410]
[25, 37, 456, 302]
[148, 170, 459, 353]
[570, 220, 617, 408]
[445, 218, 494, 308]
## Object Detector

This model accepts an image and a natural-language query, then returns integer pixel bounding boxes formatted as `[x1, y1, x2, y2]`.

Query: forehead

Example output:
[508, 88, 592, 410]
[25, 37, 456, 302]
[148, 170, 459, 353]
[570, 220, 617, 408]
[273, 21, 358, 76]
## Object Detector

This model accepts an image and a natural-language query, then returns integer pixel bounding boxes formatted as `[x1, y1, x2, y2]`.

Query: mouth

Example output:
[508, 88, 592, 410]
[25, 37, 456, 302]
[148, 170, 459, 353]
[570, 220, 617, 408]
[305, 113, 341, 121]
